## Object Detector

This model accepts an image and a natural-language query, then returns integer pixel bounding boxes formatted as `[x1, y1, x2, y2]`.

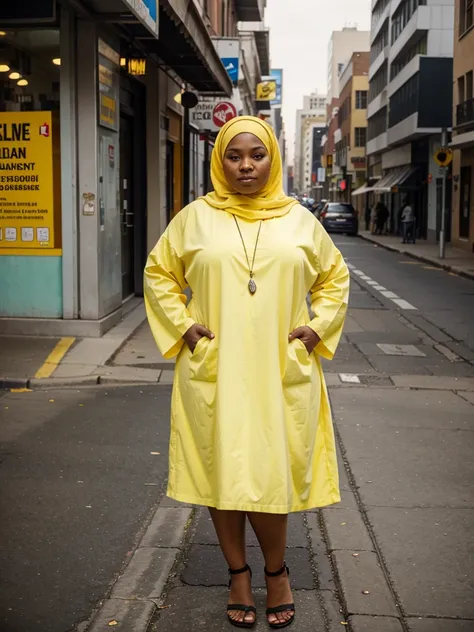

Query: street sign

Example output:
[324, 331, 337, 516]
[221, 58, 239, 83]
[434, 147, 453, 168]
[256, 80, 277, 101]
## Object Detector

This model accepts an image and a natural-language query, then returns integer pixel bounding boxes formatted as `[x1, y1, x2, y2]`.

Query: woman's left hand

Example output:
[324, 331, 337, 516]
[289, 326, 320, 354]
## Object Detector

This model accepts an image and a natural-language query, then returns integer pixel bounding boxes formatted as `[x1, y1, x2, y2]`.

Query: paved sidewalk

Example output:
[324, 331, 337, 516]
[359, 230, 474, 280]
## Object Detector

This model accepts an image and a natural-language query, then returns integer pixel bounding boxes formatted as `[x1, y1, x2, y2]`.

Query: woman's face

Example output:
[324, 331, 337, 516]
[223, 133, 271, 195]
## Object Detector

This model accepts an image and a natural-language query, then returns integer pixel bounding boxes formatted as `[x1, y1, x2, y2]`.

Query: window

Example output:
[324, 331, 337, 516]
[458, 76, 466, 104]
[369, 64, 388, 102]
[355, 91, 368, 109]
[355, 128, 367, 147]
[389, 73, 419, 127]
[390, 35, 427, 80]
[368, 107, 388, 140]
[467, 71, 473, 100]
[391, 0, 427, 44]
[460, 0, 474, 35]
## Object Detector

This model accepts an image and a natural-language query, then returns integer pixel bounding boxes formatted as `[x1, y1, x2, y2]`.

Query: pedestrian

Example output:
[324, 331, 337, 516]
[370, 203, 378, 234]
[144, 116, 349, 629]
[376, 201, 389, 235]
[401, 198, 416, 244]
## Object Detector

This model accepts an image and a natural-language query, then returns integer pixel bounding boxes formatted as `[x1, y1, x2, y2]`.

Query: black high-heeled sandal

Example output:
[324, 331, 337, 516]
[264, 563, 295, 629]
[227, 564, 257, 629]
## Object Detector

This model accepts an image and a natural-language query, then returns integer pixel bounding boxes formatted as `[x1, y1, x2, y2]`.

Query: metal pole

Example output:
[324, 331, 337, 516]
[183, 107, 190, 206]
[439, 128, 448, 259]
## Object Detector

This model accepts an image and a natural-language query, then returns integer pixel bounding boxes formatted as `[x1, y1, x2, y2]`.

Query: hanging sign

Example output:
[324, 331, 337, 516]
[122, 0, 159, 38]
[191, 99, 238, 132]
[0, 112, 55, 249]
[256, 80, 277, 101]
[434, 147, 453, 168]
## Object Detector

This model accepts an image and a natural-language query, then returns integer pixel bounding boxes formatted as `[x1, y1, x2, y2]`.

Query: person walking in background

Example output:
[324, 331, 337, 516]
[376, 201, 389, 235]
[401, 198, 416, 244]
[144, 116, 349, 629]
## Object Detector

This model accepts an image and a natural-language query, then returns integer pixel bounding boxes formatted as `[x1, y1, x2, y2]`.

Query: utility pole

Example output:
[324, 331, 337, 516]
[439, 128, 448, 259]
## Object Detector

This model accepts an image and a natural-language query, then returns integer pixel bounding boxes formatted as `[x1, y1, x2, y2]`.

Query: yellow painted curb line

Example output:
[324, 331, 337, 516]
[35, 337, 76, 379]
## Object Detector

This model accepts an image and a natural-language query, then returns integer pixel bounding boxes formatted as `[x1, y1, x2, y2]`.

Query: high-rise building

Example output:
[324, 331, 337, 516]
[365, 0, 455, 240]
[327, 27, 370, 102]
[294, 92, 327, 193]
[451, 0, 474, 252]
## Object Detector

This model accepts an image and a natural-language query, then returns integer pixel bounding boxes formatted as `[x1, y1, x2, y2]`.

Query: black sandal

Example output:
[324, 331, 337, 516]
[264, 563, 295, 629]
[227, 564, 257, 629]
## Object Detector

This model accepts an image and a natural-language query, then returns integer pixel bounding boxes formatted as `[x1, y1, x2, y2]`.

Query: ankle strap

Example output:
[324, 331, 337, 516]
[228, 563, 250, 576]
[264, 563, 289, 577]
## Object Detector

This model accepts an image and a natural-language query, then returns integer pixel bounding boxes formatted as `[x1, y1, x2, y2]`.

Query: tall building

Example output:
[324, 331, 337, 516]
[365, 0, 455, 240]
[327, 27, 370, 102]
[451, 0, 474, 252]
[294, 92, 327, 193]
[334, 52, 370, 207]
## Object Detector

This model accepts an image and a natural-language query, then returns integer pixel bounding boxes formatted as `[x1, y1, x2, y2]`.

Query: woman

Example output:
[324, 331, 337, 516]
[144, 116, 349, 629]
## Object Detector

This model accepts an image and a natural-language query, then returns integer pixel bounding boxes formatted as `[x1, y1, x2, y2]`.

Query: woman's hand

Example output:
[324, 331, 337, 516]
[183, 324, 215, 353]
[289, 326, 320, 354]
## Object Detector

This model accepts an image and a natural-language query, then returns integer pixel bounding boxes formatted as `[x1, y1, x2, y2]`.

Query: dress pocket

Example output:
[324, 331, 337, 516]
[189, 336, 218, 382]
[283, 338, 313, 385]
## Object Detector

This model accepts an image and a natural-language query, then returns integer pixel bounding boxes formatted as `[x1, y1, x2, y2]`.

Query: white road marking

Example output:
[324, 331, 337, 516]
[392, 298, 417, 310]
[350, 267, 417, 311]
[339, 373, 361, 384]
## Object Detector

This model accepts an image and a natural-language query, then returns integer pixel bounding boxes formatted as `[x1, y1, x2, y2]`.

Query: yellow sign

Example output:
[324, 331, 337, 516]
[0, 112, 54, 249]
[434, 147, 453, 168]
[256, 80, 277, 101]
[128, 58, 147, 76]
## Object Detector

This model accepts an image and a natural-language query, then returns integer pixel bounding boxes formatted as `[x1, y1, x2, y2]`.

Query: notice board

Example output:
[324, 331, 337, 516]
[0, 111, 55, 249]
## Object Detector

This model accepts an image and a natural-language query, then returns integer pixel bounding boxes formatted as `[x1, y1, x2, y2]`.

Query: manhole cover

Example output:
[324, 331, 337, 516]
[377, 344, 426, 357]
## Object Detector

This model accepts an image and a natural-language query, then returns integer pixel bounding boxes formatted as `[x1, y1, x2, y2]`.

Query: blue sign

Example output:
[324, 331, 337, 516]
[124, 0, 158, 37]
[270, 69, 283, 106]
[221, 57, 239, 85]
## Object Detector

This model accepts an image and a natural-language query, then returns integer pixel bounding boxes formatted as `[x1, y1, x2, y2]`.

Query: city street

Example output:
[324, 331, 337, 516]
[1, 236, 473, 632]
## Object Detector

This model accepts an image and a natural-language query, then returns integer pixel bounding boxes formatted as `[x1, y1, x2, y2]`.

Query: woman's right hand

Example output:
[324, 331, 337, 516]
[183, 324, 215, 353]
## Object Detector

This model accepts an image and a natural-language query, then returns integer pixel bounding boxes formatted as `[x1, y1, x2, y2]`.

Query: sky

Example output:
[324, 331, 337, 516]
[265, 0, 372, 164]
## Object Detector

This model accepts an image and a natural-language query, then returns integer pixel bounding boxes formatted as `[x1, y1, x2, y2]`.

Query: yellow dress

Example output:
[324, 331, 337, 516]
[144, 200, 349, 513]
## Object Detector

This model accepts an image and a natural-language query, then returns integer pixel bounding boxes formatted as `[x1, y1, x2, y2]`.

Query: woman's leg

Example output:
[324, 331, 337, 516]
[247, 512, 294, 626]
[209, 508, 255, 624]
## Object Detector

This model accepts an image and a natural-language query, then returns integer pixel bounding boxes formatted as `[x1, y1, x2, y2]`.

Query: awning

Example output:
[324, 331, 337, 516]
[78, 0, 233, 94]
[373, 165, 418, 192]
[351, 176, 381, 197]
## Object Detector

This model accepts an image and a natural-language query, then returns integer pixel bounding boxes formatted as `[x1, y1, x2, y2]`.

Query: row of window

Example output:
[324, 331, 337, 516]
[368, 106, 388, 141]
[371, 0, 390, 32]
[390, 35, 427, 81]
[338, 90, 369, 127]
[370, 25, 389, 65]
[335, 128, 367, 157]
[458, 70, 474, 106]
[391, 0, 427, 45]
[369, 64, 388, 103]
[388, 72, 419, 127]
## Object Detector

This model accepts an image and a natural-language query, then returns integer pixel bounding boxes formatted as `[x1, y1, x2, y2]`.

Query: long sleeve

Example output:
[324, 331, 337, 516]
[307, 223, 350, 360]
[144, 229, 195, 360]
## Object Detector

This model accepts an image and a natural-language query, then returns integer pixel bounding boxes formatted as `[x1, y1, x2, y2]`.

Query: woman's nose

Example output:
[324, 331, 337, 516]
[240, 160, 253, 172]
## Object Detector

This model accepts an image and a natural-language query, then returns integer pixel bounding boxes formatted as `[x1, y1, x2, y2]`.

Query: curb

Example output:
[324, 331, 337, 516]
[358, 234, 474, 281]
[85, 504, 194, 632]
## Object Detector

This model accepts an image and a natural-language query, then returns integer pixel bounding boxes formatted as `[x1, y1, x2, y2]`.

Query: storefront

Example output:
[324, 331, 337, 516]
[0, 0, 231, 335]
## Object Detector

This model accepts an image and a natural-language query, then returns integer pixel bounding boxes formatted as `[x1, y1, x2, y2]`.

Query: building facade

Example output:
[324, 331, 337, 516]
[365, 0, 455, 239]
[451, 0, 474, 252]
[0, 0, 265, 335]
[334, 52, 370, 207]
[294, 92, 327, 193]
[327, 27, 370, 103]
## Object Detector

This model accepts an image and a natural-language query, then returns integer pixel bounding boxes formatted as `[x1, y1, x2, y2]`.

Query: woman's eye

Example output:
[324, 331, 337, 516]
[253, 154, 264, 160]
[227, 155, 240, 161]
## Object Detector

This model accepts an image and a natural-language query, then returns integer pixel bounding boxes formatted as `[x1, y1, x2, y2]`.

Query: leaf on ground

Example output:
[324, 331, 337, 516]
[158, 605, 170, 610]
[107, 621, 118, 626]
[150, 451, 161, 455]
[10, 388, 32, 393]
[49, 399, 55, 403]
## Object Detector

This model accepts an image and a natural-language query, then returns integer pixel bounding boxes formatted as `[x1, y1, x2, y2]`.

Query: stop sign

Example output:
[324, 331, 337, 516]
[212, 101, 237, 128]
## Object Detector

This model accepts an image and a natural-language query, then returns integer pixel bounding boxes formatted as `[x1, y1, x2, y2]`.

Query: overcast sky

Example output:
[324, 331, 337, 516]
[265, 0, 372, 164]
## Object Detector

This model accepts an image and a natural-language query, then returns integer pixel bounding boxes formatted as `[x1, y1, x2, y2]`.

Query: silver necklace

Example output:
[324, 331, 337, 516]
[232, 216, 263, 295]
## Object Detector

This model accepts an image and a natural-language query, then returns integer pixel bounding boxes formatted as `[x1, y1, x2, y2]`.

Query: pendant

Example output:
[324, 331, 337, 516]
[248, 278, 257, 294]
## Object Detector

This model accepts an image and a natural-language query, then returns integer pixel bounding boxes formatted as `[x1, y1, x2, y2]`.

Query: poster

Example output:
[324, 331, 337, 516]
[270, 69, 283, 106]
[0, 111, 55, 249]
[98, 39, 120, 131]
[191, 99, 238, 132]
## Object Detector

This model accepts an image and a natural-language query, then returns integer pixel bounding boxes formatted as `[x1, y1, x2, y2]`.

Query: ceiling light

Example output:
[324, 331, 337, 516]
[17, 79, 28, 86]
[120, 58, 126, 67]
[52, 58, 61, 66]
[0, 31, 6, 37]
[9, 71, 21, 80]
[0, 64, 10, 72]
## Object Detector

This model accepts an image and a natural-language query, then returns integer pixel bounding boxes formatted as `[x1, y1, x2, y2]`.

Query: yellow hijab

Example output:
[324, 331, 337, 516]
[202, 116, 298, 221]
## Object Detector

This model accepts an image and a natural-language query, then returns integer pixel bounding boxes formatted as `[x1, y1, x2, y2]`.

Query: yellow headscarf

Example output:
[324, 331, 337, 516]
[202, 116, 298, 221]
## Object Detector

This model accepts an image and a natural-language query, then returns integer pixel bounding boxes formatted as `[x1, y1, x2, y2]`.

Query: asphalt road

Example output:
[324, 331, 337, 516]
[0, 386, 172, 632]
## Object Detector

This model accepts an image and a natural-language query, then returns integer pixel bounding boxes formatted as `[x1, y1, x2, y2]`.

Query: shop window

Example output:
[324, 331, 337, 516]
[0, 28, 61, 251]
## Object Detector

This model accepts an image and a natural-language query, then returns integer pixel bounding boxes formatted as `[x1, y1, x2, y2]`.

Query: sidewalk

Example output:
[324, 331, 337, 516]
[359, 230, 474, 280]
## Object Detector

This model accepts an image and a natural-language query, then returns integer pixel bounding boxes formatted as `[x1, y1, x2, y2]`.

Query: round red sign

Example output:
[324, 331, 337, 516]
[212, 101, 237, 128]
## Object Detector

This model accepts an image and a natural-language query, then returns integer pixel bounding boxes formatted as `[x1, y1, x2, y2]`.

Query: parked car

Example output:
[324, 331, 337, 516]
[311, 200, 327, 220]
[319, 202, 359, 236]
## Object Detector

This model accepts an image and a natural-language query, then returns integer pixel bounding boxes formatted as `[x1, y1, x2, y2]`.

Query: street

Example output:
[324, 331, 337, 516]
[1, 236, 474, 632]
